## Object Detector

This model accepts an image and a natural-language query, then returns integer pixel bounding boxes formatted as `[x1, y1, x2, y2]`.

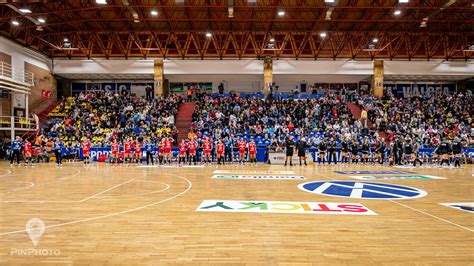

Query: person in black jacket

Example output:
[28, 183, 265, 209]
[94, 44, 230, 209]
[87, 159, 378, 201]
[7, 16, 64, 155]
[296, 137, 308, 166]
[340, 138, 349, 164]
[350, 139, 359, 164]
[393, 138, 403, 165]
[438, 140, 450, 166]
[451, 138, 463, 168]
[327, 137, 337, 165]
[375, 138, 386, 164]
[403, 139, 414, 165]
[284, 135, 295, 166]
[318, 140, 327, 165]
[361, 138, 370, 164]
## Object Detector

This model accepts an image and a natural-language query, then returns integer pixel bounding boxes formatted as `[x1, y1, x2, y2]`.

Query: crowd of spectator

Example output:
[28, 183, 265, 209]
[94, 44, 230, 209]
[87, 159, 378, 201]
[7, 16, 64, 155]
[40, 90, 182, 149]
[1, 84, 472, 165]
[189, 92, 375, 148]
[357, 89, 473, 148]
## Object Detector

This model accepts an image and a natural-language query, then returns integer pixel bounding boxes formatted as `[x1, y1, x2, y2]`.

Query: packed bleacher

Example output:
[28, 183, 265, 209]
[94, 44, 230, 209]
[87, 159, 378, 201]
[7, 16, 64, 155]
[44, 90, 182, 147]
[190, 92, 365, 147]
[356, 89, 473, 148]
[1, 86, 472, 166]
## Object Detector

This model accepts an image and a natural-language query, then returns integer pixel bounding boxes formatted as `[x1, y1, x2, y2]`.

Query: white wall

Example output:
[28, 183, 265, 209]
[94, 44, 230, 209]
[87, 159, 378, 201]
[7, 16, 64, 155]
[53, 58, 474, 76]
[52, 57, 474, 92]
[53, 58, 262, 75]
[0, 37, 52, 73]
[384, 60, 474, 75]
[166, 74, 262, 92]
[273, 74, 369, 91]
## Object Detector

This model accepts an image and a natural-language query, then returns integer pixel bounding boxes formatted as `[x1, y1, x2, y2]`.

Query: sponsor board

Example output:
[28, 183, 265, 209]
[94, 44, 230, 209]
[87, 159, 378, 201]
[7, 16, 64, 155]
[349, 175, 446, 180]
[196, 200, 377, 215]
[334, 171, 415, 175]
[212, 175, 305, 180]
[268, 152, 314, 165]
[393, 165, 457, 169]
[439, 202, 474, 213]
[137, 165, 205, 168]
[213, 170, 295, 175]
[298, 181, 427, 200]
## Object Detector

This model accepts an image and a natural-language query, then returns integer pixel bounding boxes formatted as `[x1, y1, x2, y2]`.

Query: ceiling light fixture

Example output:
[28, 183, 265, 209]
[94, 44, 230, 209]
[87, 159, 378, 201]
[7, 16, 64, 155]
[38, 18, 46, 23]
[269, 38, 275, 42]
[11, 20, 20, 26]
[64, 38, 69, 42]
[394, 10, 401, 15]
[150, 10, 158, 16]
[399, 0, 409, 3]
[372, 38, 379, 43]
[320, 32, 327, 37]
[277, 10, 285, 16]
[95, 0, 107, 4]
[206, 32, 212, 38]
[324, 0, 335, 2]
[19, 8, 32, 13]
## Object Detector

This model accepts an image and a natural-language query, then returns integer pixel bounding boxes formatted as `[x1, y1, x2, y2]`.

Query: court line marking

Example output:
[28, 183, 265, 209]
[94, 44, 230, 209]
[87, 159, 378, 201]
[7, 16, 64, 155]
[0, 168, 167, 203]
[96, 181, 170, 198]
[0, 173, 192, 236]
[3, 179, 163, 203]
[5, 182, 35, 193]
[389, 200, 474, 233]
[0, 169, 12, 177]
[79, 179, 135, 202]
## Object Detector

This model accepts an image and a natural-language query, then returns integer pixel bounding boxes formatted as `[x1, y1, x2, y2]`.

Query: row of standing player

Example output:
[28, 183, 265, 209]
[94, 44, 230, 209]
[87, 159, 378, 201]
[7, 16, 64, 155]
[81, 137, 259, 165]
[313, 137, 466, 167]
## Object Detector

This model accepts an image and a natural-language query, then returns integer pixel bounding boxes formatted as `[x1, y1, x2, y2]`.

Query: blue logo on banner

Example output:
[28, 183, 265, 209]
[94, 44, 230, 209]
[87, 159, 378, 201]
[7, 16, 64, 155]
[298, 181, 427, 199]
[334, 171, 415, 175]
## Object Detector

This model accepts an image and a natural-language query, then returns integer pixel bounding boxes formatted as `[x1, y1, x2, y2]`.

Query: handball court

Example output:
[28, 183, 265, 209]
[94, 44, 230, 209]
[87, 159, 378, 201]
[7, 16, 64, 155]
[0, 162, 472, 264]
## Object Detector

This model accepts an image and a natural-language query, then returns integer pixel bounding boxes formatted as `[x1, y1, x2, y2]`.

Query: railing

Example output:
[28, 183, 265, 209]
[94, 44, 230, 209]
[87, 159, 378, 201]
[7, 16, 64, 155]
[0, 116, 37, 131]
[0, 62, 34, 85]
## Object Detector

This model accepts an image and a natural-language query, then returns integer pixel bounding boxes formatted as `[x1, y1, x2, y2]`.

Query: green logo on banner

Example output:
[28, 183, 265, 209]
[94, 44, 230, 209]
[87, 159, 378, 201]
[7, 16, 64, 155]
[349, 175, 446, 180]
[211, 175, 306, 180]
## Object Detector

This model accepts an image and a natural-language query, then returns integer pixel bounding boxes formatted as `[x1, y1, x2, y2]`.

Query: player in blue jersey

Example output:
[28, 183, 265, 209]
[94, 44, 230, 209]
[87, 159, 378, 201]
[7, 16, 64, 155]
[53, 137, 64, 167]
[10, 136, 23, 166]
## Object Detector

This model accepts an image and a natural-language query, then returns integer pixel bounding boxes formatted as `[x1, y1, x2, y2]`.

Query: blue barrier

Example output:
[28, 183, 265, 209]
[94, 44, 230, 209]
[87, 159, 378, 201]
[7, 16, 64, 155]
[211, 93, 324, 100]
[64, 147, 474, 163]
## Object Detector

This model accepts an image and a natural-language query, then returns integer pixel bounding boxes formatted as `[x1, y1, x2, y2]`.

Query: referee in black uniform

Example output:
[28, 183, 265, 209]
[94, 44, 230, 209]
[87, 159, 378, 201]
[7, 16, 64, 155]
[284, 135, 295, 166]
[451, 138, 463, 168]
[296, 137, 308, 166]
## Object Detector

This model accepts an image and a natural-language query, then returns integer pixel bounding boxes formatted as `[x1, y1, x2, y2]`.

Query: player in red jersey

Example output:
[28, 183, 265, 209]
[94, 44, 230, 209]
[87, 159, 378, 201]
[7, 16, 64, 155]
[188, 138, 197, 165]
[238, 138, 247, 164]
[248, 139, 257, 163]
[158, 138, 165, 164]
[202, 137, 212, 164]
[81, 138, 92, 165]
[123, 138, 133, 164]
[134, 139, 142, 164]
[178, 139, 187, 166]
[23, 139, 33, 166]
[164, 137, 173, 165]
[216, 139, 225, 165]
[110, 139, 120, 164]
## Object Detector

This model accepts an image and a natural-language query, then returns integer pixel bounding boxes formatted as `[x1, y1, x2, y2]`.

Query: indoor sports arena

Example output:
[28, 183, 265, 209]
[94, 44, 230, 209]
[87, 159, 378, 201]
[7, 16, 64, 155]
[0, 1, 473, 264]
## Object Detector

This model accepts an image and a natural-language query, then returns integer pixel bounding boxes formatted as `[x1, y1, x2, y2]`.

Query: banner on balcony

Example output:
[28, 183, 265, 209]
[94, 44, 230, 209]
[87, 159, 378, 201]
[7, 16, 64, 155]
[384, 83, 456, 99]
[41, 90, 52, 99]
